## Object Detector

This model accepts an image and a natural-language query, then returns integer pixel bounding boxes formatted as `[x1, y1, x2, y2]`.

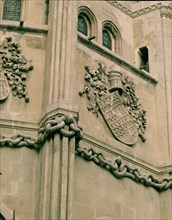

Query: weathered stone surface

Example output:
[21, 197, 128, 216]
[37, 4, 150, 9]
[0, 1, 171, 220]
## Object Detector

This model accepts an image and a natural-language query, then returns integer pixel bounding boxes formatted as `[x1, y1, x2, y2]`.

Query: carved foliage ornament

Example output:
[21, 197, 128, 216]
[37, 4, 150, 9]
[0, 37, 34, 102]
[79, 63, 146, 145]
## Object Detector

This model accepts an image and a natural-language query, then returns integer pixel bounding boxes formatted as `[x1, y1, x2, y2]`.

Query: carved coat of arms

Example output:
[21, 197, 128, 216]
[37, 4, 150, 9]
[0, 72, 9, 101]
[79, 63, 146, 146]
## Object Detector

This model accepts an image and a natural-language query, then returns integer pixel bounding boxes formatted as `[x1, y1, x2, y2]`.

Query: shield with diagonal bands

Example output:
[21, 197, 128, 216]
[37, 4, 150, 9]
[98, 91, 138, 145]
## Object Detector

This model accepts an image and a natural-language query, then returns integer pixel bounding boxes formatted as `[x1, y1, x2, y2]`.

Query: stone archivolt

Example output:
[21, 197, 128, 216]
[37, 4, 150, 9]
[0, 37, 34, 102]
[0, 114, 172, 192]
[76, 146, 172, 192]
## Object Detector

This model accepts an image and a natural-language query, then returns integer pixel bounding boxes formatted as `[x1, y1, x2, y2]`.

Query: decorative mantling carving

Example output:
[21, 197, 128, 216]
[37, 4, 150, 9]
[79, 64, 146, 145]
[76, 146, 172, 192]
[0, 115, 83, 149]
[160, 6, 172, 19]
[0, 37, 34, 102]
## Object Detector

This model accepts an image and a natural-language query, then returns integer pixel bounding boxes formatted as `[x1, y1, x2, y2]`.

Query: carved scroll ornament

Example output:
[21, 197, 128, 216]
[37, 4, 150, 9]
[0, 37, 34, 102]
[79, 63, 146, 145]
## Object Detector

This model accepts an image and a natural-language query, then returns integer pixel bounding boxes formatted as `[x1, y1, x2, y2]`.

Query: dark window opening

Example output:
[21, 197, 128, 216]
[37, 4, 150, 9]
[2, 0, 21, 21]
[78, 15, 88, 36]
[139, 46, 149, 72]
[0, 213, 6, 220]
[45, 0, 49, 25]
[102, 29, 112, 50]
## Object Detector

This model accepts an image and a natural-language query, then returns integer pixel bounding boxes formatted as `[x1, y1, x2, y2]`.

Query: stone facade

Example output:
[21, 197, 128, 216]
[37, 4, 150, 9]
[0, 1, 172, 220]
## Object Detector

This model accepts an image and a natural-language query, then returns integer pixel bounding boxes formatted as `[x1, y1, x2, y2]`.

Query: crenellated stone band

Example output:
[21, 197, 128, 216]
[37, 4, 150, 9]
[0, 115, 83, 149]
[75, 146, 172, 192]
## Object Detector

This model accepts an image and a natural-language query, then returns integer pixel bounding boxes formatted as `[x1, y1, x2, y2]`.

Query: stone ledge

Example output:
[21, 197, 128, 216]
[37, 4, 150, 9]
[82, 132, 172, 176]
[78, 35, 158, 85]
[76, 145, 172, 192]
[0, 20, 48, 34]
[0, 119, 38, 131]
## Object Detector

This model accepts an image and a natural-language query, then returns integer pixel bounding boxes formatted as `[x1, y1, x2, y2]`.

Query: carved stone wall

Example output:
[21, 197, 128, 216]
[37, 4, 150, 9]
[0, 1, 172, 220]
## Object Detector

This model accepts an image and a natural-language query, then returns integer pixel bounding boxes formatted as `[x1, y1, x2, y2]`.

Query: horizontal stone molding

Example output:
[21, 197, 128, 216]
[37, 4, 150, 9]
[82, 133, 172, 175]
[160, 6, 172, 19]
[78, 35, 158, 85]
[131, 3, 162, 18]
[76, 146, 172, 192]
[0, 20, 48, 34]
[0, 114, 83, 149]
[0, 119, 38, 131]
[107, 1, 162, 18]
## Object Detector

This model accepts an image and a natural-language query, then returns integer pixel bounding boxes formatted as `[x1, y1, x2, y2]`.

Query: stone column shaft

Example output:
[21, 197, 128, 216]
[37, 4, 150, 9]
[161, 17, 172, 156]
[43, 0, 78, 114]
[35, 134, 75, 219]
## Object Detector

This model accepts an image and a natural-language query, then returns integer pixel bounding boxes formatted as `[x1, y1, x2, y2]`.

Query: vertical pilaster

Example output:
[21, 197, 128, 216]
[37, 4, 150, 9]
[161, 15, 172, 157]
[37, 133, 76, 219]
[43, 0, 78, 114]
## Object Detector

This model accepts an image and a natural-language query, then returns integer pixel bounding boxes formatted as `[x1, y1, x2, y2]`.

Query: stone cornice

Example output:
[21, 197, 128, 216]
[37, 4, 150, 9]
[76, 146, 172, 192]
[107, 1, 163, 18]
[107, 1, 132, 16]
[78, 35, 158, 85]
[160, 5, 172, 19]
[131, 2, 162, 18]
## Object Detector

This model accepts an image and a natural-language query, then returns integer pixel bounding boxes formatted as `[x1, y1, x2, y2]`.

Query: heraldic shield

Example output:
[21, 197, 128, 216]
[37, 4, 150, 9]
[98, 91, 138, 145]
[79, 63, 147, 146]
[0, 72, 9, 101]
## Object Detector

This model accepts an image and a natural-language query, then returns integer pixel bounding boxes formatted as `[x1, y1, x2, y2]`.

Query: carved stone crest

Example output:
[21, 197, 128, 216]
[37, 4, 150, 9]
[0, 72, 9, 101]
[79, 63, 146, 145]
[0, 37, 34, 102]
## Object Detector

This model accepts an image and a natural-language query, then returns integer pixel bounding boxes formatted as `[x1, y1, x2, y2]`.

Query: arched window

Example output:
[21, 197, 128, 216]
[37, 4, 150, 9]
[2, 0, 21, 21]
[102, 21, 121, 55]
[103, 29, 112, 50]
[78, 15, 88, 36]
[77, 7, 97, 39]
